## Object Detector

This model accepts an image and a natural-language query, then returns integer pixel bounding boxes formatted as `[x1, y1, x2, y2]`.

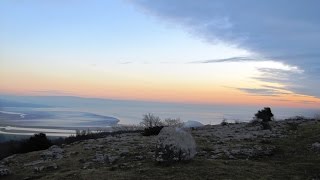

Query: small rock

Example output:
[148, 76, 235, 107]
[23, 160, 44, 167]
[92, 152, 108, 163]
[210, 153, 223, 159]
[108, 156, 119, 164]
[84, 144, 94, 150]
[96, 145, 104, 149]
[312, 142, 320, 151]
[34, 166, 45, 173]
[0, 168, 11, 176]
[49, 145, 64, 154]
[83, 162, 93, 169]
[1, 155, 16, 165]
[135, 155, 144, 160]
[120, 149, 130, 157]
[69, 151, 79, 156]
[46, 163, 58, 170]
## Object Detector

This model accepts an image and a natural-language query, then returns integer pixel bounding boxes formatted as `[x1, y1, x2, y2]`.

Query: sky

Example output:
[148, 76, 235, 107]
[0, 0, 320, 108]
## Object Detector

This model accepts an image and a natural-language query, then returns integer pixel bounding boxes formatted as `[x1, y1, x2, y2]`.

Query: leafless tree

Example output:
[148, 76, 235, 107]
[164, 118, 182, 127]
[140, 113, 163, 128]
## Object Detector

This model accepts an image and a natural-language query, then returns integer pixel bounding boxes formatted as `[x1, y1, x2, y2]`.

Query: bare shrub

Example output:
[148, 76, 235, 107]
[164, 118, 182, 127]
[220, 119, 228, 126]
[140, 113, 163, 128]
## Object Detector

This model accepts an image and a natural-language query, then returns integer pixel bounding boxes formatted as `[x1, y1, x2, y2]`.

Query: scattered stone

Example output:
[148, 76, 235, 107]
[96, 145, 104, 149]
[108, 156, 120, 164]
[155, 127, 197, 162]
[84, 144, 103, 150]
[34, 166, 45, 173]
[135, 155, 144, 160]
[46, 163, 58, 170]
[41, 145, 64, 160]
[92, 152, 109, 163]
[312, 142, 320, 152]
[83, 162, 93, 169]
[210, 153, 223, 159]
[34, 163, 58, 173]
[1, 154, 16, 165]
[0, 168, 11, 176]
[84, 144, 93, 150]
[49, 145, 64, 154]
[69, 151, 79, 156]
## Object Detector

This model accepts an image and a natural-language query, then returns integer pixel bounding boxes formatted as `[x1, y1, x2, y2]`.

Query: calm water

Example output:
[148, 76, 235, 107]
[1, 102, 319, 127]
[0, 98, 319, 141]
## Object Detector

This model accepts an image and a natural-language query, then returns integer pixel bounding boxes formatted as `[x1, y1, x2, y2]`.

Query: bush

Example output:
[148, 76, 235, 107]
[142, 126, 164, 136]
[220, 119, 228, 126]
[19, 133, 52, 153]
[255, 107, 274, 122]
[0, 140, 22, 160]
[234, 120, 241, 124]
[261, 121, 272, 130]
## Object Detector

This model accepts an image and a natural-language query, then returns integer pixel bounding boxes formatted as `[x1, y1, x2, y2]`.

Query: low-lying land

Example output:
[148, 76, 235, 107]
[1, 118, 320, 180]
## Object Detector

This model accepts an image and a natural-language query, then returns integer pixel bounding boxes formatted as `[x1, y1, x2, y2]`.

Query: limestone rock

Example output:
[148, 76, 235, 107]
[92, 152, 109, 163]
[155, 127, 196, 162]
[312, 142, 320, 151]
[41, 145, 64, 160]
[0, 168, 11, 176]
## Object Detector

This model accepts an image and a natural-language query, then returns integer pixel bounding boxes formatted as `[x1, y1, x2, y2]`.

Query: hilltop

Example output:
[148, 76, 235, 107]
[1, 118, 320, 180]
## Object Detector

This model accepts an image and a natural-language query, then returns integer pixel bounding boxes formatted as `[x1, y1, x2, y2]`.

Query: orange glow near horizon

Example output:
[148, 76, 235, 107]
[1, 61, 319, 109]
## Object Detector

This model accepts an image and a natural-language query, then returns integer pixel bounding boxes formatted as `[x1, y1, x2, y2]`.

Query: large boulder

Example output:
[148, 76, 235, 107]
[182, 120, 204, 128]
[155, 127, 196, 162]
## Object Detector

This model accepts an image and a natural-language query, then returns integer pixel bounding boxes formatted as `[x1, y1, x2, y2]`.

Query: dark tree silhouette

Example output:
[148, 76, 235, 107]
[19, 133, 52, 153]
[255, 107, 274, 122]
[254, 107, 274, 130]
[255, 107, 273, 122]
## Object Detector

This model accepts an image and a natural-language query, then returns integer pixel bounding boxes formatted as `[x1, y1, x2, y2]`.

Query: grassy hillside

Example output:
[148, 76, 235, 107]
[0, 119, 319, 180]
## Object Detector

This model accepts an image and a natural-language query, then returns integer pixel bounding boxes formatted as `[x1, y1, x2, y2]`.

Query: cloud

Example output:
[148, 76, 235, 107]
[192, 56, 257, 63]
[130, 0, 320, 56]
[33, 90, 73, 96]
[236, 88, 290, 97]
[129, 0, 320, 98]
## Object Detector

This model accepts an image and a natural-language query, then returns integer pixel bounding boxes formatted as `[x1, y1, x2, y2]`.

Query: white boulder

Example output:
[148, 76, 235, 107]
[182, 120, 204, 128]
[155, 127, 196, 162]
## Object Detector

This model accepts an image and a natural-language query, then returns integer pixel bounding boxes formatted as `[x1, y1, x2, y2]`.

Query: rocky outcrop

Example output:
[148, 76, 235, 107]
[40, 145, 64, 160]
[34, 163, 58, 173]
[0, 119, 319, 179]
[155, 127, 196, 162]
[0, 165, 11, 177]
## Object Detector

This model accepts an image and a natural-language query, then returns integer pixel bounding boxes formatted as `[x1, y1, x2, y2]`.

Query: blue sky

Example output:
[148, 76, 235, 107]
[0, 0, 319, 107]
[131, 0, 320, 97]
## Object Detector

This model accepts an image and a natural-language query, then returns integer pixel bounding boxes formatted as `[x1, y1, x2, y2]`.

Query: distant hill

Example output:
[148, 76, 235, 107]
[0, 99, 50, 108]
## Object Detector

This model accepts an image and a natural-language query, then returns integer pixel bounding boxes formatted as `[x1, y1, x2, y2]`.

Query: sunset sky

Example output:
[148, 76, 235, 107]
[1, 0, 320, 108]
